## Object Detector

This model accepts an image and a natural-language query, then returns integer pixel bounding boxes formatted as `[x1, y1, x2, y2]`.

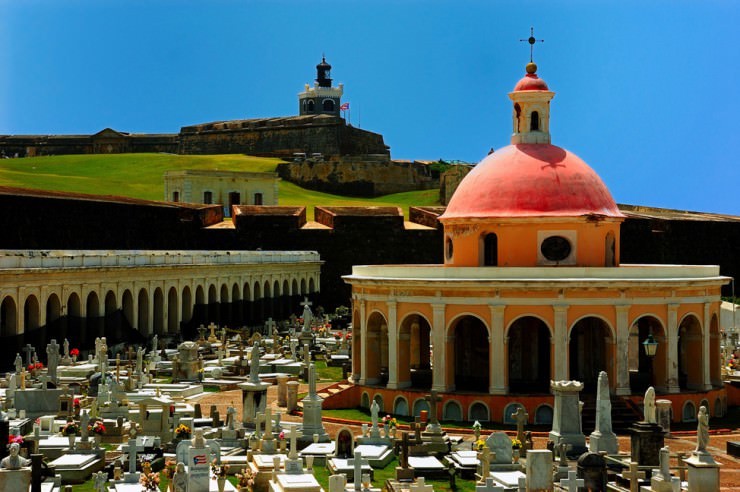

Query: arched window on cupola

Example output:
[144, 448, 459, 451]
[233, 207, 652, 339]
[323, 99, 335, 112]
[483, 233, 498, 266]
[530, 111, 540, 131]
[514, 103, 522, 132]
[307, 100, 315, 112]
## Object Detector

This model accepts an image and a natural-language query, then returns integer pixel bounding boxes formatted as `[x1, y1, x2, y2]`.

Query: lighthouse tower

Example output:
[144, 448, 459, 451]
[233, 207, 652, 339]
[298, 56, 344, 117]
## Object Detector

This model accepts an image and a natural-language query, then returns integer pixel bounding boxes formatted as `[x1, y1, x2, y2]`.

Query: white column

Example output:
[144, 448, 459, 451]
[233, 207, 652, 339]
[431, 303, 446, 392]
[666, 304, 680, 393]
[359, 300, 367, 385]
[553, 305, 569, 382]
[615, 305, 631, 395]
[489, 305, 506, 394]
[387, 301, 398, 389]
[702, 302, 712, 390]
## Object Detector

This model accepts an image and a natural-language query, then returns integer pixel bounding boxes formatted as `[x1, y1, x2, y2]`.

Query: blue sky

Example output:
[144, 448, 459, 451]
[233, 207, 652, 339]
[2, 1, 739, 215]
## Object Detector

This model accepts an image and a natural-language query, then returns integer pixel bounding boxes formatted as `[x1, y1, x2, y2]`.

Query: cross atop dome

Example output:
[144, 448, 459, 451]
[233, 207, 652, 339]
[519, 27, 544, 63]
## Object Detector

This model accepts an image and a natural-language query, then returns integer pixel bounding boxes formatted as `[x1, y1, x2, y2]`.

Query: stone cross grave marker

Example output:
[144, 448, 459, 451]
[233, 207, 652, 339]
[400, 432, 410, 469]
[46, 339, 60, 382]
[197, 325, 207, 341]
[207, 322, 218, 342]
[512, 407, 528, 444]
[410, 477, 435, 492]
[123, 438, 137, 474]
[265, 318, 276, 336]
[425, 391, 443, 426]
[477, 446, 491, 479]
[353, 450, 363, 492]
[559, 470, 584, 492]
[625, 461, 645, 492]
[23, 344, 34, 366]
[475, 477, 505, 492]
[288, 424, 299, 460]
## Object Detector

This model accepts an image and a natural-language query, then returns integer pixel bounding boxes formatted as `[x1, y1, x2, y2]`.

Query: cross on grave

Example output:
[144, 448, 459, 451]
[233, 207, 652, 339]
[197, 325, 207, 341]
[559, 470, 585, 492]
[410, 477, 435, 492]
[475, 477, 505, 492]
[37, 375, 50, 390]
[265, 318, 276, 336]
[208, 322, 218, 341]
[123, 438, 138, 474]
[400, 432, 410, 469]
[23, 344, 35, 366]
[126, 346, 134, 361]
[477, 446, 491, 480]
[300, 297, 312, 309]
[352, 450, 364, 492]
[424, 391, 443, 425]
[625, 461, 646, 492]
[511, 407, 528, 444]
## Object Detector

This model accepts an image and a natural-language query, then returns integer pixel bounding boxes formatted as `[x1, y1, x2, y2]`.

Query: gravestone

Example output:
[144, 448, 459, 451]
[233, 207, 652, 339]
[588, 371, 618, 454]
[576, 452, 607, 492]
[335, 428, 355, 459]
[476, 477, 505, 492]
[486, 432, 514, 470]
[525, 450, 552, 492]
[629, 386, 664, 478]
[549, 380, 586, 457]
[300, 363, 329, 444]
[395, 431, 415, 481]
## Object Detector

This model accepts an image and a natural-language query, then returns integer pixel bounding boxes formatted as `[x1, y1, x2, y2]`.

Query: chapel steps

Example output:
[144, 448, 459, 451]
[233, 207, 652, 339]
[579, 393, 642, 435]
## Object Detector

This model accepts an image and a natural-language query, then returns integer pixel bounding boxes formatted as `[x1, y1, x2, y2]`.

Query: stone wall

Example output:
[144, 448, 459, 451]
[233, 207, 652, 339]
[178, 115, 388, 157]
[276, 157, 439, 197]
[0, 133, 178, 157]
[0, 189, 738, 311]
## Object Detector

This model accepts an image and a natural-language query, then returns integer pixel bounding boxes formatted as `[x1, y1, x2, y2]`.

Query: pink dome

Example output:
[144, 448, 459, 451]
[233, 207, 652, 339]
[441, 144, 623, 219]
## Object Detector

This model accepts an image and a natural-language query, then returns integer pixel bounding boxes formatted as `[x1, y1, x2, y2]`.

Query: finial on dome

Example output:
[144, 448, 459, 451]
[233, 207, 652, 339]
[526, 62, 537, 74]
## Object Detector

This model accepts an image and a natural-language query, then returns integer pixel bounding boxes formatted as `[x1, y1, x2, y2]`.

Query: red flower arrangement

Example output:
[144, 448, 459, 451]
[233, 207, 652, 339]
[8, 434, 23, 445]
[73, 398, 81, 409]
[70, 348, 79, 357]
[89, 421, 106, 435]
[27, 362, 44, 371]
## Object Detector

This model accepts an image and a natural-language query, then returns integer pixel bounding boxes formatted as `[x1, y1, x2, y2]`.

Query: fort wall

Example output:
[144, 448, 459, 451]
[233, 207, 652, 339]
[0, 188, 737, 311]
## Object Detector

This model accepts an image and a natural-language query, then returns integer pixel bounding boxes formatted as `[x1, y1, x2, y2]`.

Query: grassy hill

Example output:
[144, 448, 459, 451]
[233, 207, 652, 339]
[0, 153, 441, 218]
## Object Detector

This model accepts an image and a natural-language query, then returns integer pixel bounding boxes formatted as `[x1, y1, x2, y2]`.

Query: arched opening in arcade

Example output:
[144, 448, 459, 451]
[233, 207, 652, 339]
[628, 315, 667, 394]
[153, 288, 164, 335]
[507, 316, 551, 394]
[219, 284, 230, 326]
[167, 287, 178, 333]
[242, 283, 253, 325]
[24, 295, 40, 333]
[207, 284, 218, 324]
[86, 291, 102, 334]
[182, 286, 193, 325]
[677, 314, 703, 390]
[710, 314, 721, 387]
[0, 296, 17, 336]
[364, 311, 388, 385]
[46, 294, 61, 325]
[253, 282, 263, 327]
[122, 290, 134, 328]
[137, 289, 149, 335]
[67, 292, 82, 333]
[569, 316, 614, 391]
[104, 291, 116, 318]
[447, 315, 489, 392]
[232, 283, 242, 326]
[398, 314, 432, 389]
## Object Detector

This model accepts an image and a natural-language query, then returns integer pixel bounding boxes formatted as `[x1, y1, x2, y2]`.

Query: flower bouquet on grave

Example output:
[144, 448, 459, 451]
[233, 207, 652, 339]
[62, 421, 80, 436]
[139, 463, 161, 492]
[475, 439, 486, 451]
[236, 467, 255, 492]
[511, 438, 522, 450]
[163, 458, 177, 480]
[8, 434, 23, 445]
[174, 423, 191, 440]
[472, 420, 482, 439]
[90, 421, 106, 436]
[211, 459, 229, 479]
[70, 348, 79, 363]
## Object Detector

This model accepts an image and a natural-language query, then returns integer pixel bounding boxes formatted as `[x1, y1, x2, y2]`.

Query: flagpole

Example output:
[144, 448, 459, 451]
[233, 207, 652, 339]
[358, 104, 361, 129]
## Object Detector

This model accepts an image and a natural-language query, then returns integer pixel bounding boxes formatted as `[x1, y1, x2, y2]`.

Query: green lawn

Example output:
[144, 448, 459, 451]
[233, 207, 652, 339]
[0, 153, 441, 219]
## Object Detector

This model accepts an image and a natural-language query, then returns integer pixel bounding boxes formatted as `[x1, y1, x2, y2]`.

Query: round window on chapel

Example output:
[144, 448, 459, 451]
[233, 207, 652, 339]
[540, 236, 572, 262]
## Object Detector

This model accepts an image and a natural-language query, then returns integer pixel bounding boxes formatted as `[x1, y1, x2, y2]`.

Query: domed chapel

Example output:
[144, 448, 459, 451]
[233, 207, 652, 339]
[343, 57, 730, 425]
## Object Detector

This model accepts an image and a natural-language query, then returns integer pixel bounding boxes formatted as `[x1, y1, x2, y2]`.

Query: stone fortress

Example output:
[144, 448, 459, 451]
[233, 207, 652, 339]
[0, 57, 445, 197]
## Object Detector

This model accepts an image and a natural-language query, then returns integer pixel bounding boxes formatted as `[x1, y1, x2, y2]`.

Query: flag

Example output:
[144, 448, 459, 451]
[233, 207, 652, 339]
[340, 102, 350, 111]
[193, 454, 207, 465]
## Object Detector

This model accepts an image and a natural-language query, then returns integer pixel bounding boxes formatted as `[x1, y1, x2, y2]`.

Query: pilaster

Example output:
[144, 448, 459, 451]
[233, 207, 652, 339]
[553, 305, 569, 382]
[702, 302, 712, 390]
[358, 300, 366, 385]
[386, 301, 398, 389]
[489, 305, 507, 394]
[431, 303, 446, 392]
[615, 305, 631, 396]
[666, 304, 680, 393]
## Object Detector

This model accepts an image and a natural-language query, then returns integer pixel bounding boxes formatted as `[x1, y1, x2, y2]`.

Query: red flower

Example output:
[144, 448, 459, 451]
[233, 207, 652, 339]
[27, 364, 34, 371]
[8, 435, 23, 444]
[70, 348, 79, 356]
[73, 398, 80, 408]
[34, 362, 43, 369]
